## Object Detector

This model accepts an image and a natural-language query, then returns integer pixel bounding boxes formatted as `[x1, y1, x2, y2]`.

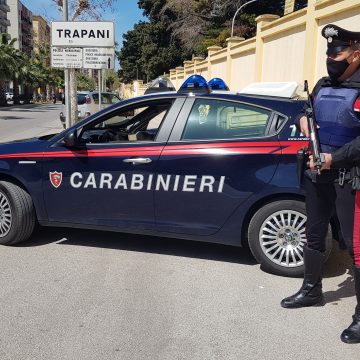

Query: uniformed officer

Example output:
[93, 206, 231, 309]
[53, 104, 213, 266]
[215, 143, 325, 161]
[280, 24, 360, 344]
[318, 138, 360, 343]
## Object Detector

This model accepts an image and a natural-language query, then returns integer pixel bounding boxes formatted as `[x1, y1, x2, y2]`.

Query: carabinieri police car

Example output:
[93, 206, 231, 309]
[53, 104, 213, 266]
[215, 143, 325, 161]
[0, 75, 331, 276]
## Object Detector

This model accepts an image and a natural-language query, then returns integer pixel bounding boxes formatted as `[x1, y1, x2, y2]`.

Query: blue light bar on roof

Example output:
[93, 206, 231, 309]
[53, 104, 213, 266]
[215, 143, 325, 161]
[208, 78, 230, 90]
[178, 75, 211, 94]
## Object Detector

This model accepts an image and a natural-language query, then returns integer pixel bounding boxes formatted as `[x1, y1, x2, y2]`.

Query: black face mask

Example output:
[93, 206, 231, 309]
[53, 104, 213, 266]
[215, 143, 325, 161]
[326, 57, 349, 81]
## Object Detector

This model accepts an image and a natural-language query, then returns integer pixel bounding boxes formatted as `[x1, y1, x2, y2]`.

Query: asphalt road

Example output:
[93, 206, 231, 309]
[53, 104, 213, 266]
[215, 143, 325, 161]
[0, 104, 359, 359]
[0, 103, 63, 142]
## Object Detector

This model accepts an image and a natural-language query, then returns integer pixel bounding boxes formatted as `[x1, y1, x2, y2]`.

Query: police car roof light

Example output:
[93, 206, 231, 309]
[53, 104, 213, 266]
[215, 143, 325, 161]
[178, 75, 211, 94]
[238, 82, 300, 98]
[208, 78, 230, 91]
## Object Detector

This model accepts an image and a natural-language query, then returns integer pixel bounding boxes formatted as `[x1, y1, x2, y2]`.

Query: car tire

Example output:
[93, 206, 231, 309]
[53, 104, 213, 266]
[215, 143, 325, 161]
[0, 181, 36, 245]
[248, 200, 332, 277]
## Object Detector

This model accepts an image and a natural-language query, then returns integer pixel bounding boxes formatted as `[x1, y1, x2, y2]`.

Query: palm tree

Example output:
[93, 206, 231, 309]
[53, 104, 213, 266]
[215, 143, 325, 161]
[29, 43, 64, 101]
[16, 52, 39, 101]
[11, 51, 31, 103]
[0, 34, 20, 105]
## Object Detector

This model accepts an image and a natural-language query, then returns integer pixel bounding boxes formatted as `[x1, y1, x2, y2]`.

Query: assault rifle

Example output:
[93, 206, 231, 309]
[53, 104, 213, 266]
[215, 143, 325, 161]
[296, 80, 325, 182]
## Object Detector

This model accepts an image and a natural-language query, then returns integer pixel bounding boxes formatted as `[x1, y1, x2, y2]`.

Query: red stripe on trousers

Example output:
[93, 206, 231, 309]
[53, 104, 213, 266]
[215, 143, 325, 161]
[353, 192, 360, 265]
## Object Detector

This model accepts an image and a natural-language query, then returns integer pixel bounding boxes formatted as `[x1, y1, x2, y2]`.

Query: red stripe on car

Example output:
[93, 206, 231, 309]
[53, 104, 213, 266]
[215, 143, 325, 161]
[0, 140, 307, 159]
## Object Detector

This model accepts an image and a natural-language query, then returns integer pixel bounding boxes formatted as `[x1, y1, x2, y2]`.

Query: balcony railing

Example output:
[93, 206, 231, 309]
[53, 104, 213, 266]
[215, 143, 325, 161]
[0, 2, 10, 13]
[0, 16, 10, 26]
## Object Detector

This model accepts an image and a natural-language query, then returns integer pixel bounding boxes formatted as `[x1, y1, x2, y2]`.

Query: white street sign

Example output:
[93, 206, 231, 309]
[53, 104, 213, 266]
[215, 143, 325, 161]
[51, 21, 115, 47]
[83, 47, 115, 69]
[51, 47, 83, 68]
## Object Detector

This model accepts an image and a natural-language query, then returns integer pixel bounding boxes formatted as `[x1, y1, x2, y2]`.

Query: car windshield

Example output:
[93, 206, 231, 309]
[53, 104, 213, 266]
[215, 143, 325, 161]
[92, 93, 121, 105]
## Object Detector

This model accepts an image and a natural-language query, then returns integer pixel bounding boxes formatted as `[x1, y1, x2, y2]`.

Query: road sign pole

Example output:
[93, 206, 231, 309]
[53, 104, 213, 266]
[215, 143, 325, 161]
[62, 0, 71, 128]
[98, 69, 102, 111]
[102, 69, 105, 92]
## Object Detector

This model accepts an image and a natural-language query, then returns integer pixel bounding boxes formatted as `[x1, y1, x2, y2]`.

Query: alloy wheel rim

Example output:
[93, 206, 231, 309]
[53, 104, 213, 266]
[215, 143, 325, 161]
[0, 192, 12, 237]
[259, 210, 307, 268]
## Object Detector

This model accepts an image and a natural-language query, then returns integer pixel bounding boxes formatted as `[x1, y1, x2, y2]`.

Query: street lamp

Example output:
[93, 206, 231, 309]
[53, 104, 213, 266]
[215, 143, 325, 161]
[231, 0, 259, 38]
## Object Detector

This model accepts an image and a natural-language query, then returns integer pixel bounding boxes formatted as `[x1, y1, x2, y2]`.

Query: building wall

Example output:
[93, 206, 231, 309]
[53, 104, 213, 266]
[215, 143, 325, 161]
[7, 0, 19, 44]
[231, 50, 256, 91]
[262, 25, 306, 84]
[0, 0, 11, 34]
[160, 0, 360, 95]
[32, 15, 50, 54]
[7, 0, 32, 56]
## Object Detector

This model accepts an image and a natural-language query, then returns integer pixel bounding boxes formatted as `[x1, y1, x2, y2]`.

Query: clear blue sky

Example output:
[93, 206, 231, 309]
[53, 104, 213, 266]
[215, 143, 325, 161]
[20, 0, 147, 49]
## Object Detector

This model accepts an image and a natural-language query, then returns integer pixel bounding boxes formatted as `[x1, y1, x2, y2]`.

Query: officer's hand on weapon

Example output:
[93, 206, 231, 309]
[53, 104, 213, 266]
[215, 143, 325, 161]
[309, 153, 332, 171]
[299, 116, 309, 137]
[299, 116, 320, 138]
[321, 153, 332, 170]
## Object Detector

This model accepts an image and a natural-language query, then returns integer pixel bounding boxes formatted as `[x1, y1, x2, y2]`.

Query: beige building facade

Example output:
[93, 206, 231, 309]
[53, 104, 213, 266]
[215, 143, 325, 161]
[32, 15, 50, 54]
[158, 0, 360, 95]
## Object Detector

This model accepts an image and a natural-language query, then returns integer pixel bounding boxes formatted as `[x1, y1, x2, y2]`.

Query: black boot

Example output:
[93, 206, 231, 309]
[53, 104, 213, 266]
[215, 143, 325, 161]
[281, 247, 325, 308]
[341, 266, 360, 344]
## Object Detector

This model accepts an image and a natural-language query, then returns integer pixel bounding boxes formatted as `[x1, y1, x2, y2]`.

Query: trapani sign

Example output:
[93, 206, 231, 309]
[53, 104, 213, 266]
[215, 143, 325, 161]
[51, 21, 115, 70]
[51, 21, 115, 47]
[51, 22, 115, 127]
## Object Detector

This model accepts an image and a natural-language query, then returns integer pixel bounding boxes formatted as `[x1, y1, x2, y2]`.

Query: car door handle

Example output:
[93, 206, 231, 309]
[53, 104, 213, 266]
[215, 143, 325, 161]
[123, 157, 152, 164]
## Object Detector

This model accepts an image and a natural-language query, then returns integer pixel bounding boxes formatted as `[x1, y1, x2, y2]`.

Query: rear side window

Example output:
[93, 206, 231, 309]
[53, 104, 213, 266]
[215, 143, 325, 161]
[77, 94, 87, 105]
[182, 99, 271, 140]
[92, 93, 121, 105]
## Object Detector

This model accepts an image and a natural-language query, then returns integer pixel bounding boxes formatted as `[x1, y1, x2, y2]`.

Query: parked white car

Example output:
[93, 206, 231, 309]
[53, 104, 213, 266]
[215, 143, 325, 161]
[60, 91, 121, 126]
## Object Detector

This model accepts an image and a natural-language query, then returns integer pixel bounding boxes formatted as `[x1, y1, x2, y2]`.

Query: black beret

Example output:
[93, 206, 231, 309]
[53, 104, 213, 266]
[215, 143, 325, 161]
[322, 24, 360, 55]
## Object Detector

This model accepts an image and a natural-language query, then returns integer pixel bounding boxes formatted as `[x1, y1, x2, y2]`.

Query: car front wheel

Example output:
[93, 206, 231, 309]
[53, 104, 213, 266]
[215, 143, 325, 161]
[0, 181, 36, 245]
[248, 200, 332, 277]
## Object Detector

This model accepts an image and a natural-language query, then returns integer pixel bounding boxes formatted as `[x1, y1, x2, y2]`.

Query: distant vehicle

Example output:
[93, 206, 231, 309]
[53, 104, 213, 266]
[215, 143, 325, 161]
[60, 91, 121, 126]
[5, 92, 13, 101]
[13, 94, 33, 105]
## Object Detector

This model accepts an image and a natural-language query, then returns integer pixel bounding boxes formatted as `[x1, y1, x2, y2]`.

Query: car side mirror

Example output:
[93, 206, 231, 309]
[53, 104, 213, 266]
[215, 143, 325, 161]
[63, 130, 79, 147]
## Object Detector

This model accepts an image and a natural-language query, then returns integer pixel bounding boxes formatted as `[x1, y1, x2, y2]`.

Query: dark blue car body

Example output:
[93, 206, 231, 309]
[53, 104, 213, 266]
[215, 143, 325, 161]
[0, 89, 313, 276]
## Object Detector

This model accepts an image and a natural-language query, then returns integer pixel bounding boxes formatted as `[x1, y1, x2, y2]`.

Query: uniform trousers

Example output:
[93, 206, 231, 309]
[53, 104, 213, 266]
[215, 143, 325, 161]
[352, 193, 360, 266]
[304, 172, 356, 261]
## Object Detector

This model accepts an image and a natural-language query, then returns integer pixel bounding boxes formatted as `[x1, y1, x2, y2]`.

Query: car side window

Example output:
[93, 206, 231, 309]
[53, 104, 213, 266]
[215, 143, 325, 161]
[181, 99, 271, 140]
[79, 100, 173, 144]
[93, 93, 121, 105]
[77, 94, 87, 105]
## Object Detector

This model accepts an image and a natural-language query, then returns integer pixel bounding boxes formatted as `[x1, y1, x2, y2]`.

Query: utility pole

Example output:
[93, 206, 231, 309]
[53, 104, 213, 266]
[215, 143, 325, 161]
[98, 69, 102, 111]
[62, 0, 71, 129]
